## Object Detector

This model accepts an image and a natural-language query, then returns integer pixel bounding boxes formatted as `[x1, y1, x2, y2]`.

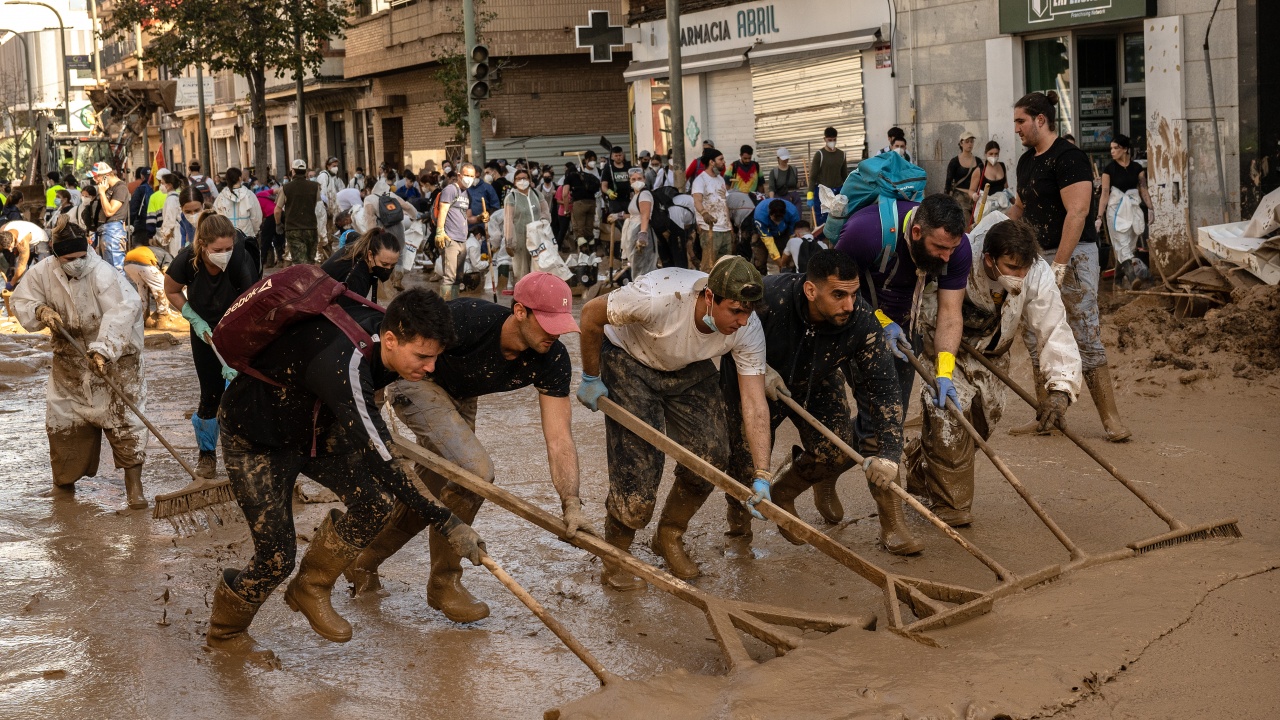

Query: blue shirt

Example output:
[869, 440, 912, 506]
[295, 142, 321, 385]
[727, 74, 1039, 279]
[467, 181, 500, 221]
[753, 199, 800, 240]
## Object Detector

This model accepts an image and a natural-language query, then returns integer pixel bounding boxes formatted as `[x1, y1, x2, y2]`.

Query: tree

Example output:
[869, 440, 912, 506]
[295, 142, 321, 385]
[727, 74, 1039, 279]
[105, 0, 349, 179]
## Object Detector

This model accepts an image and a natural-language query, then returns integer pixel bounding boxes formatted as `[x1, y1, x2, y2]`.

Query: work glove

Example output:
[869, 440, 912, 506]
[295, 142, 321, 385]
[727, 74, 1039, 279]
[3, 282, 13, 292]
[934, 352, 963, 411]
[86, 350, 107, 377]
[760, 235, 781, 261]
[764, 365, 790, 401]
[605, 189, 617, 200]
[874, 309, 908, 361]
[1036, 389, 1071, 433]
[181, 303, 213, 344]
[441, 514, 487, 567]
[221, 364, 239, 382]
[35, 305, 62, 330]
[561, 496, 594, 539]
[636, 229, 649, 248]
[746, 469, 773, 521]
[435, 232, 448, 249]
[863, 457, 899, 490]
[576, 373, 608, 412]
[1051, 262, 1070, 288]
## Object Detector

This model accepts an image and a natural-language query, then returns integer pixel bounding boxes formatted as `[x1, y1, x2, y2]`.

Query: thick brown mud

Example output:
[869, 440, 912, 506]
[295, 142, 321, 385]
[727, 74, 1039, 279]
[1, 292, 1278, 719]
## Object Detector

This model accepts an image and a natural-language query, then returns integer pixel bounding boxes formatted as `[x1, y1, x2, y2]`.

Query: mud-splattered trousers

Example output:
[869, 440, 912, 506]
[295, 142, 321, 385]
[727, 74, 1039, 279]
[1023, 243, 1106, 371]
[600, 338, 727, 530]
[221, 431, 397, 604]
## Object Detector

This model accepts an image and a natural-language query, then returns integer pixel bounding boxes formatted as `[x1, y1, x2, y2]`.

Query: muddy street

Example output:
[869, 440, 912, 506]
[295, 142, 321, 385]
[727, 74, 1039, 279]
[1, 295, 1278, 719]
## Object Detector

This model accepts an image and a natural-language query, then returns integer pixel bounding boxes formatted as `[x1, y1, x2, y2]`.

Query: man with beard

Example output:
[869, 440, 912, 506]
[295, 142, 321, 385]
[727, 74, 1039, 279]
[833, 194, 971, 525]
[344, 273, 588, 624]
[721, 250, 921, 554]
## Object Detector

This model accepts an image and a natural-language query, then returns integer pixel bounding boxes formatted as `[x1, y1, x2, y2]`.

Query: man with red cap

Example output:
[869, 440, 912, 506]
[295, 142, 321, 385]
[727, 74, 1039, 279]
[345, 271, 586, 623]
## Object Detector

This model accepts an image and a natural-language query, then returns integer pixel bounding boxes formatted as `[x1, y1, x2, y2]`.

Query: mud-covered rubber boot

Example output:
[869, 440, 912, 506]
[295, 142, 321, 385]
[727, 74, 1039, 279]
[768, 465, 813, 545]
[1008, 367, 1052, 436]
[343, 501, 429, 596]
[724, 497, 753, 539]
[811, 477, 844, 524]
[196, 451, 217, 480]
[601, 515, 646, 591]
[651, 478, 713, 579]
[284, 509, 361, 642]
[425, 528, 491, 623]
[1084, 364, 1132, 443]
[868, 481, 924, 555]
[123, 465, 147, 509]
[206, 568, 278, 667]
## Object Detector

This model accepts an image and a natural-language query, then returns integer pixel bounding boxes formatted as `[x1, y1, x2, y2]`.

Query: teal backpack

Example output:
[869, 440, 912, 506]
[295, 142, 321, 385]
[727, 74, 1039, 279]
[824, 151, 927, 271]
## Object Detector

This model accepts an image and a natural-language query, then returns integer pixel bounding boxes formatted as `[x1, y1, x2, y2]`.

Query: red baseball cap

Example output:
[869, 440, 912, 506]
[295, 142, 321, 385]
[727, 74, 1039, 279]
[513, 272, 579, 336]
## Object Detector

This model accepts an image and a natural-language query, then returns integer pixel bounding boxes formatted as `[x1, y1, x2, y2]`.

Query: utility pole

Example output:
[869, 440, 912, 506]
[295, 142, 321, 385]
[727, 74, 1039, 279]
[195, 62, 210, 173]
[463, 0, 484, 167]
[294, 14, 307, 168]
[87, 0, 100, 84]
[666, 0, 684, 190]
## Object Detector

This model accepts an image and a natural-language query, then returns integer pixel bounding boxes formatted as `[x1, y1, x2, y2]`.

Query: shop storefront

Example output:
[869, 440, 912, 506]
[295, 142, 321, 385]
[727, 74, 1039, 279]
[626, 0, 892, 174]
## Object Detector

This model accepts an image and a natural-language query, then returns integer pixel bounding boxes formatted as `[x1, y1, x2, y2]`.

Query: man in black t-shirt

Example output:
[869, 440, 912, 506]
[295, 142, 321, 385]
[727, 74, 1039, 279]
[1008, 92, 1130, 442]
[345, 272, 588, 623]
[599, 146, 632, 215]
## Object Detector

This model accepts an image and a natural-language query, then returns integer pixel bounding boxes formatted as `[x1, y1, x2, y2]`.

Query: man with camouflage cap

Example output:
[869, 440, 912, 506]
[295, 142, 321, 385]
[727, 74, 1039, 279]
[576, 256, 774, 586]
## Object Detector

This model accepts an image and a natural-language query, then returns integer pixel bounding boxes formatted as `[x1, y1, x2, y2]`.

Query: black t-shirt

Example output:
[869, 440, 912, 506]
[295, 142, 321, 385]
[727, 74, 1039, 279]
[166, 241, 260, 323]
[603, 161, 632, 207]
[567, 172, 600, 203]
[322, 246, 379, 302]
[430, 298, 572, 400]
[1102, 160, 1145, 194]
[946, 156, 980, 194]
[1016, 137, 1098, 249]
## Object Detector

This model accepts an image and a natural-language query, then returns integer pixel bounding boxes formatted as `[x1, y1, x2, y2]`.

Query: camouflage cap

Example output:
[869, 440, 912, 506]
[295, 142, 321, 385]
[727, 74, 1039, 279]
[707, 255, 763, 304]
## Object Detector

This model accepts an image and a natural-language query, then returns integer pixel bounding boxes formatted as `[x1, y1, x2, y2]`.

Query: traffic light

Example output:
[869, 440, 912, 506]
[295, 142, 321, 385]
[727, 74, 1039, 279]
[469, 45, 490, 102]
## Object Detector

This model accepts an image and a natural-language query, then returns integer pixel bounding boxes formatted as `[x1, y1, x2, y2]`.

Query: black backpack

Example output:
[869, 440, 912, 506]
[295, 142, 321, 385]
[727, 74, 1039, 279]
[376, 193, 404, 227]
[795, 235, 820, 274]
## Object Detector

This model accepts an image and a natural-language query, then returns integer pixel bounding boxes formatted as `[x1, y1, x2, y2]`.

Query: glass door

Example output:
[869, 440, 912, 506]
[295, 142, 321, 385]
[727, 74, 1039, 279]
[1024, 35, 1075, 139]
[1120, 31, 1146, 160]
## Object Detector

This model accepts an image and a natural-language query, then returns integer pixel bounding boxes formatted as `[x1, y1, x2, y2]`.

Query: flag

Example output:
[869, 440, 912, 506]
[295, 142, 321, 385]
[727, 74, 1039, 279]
[150, 145, 165, 180]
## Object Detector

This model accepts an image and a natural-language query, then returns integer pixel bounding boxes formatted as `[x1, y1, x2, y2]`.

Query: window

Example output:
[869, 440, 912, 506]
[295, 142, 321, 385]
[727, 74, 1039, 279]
[1024, 36, 1074, 138]
[1123, 33, 1145, 84]
[650, 78, 672, 156]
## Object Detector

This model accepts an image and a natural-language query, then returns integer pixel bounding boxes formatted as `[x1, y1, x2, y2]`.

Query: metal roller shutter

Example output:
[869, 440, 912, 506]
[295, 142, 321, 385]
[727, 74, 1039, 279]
[705, 65, 756, 152]
[751, 51, 866, 185]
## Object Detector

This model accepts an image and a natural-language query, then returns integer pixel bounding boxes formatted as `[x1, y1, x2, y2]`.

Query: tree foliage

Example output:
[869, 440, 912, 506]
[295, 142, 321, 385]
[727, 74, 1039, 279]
[104, 0, 349, 177]
[433, 2, 500, 146]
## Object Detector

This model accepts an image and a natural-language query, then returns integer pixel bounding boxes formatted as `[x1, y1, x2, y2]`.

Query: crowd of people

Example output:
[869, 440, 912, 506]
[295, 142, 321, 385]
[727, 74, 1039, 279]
[0, 90, 1144, 665]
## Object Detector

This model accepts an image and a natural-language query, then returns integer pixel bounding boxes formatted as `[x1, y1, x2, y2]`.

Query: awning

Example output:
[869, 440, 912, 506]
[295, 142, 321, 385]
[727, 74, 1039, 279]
[749, 28, 880, 61]
[623, 46, 751, 82]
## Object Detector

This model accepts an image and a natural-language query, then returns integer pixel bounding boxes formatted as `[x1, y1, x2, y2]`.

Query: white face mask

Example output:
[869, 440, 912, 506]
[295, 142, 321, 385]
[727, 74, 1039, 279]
[893, 147, 906, 157]
[515, 179, 530, 190]
[207, 249, 233, 270]
[825, 140, 836, 150]
[631, 180, 646, 191]
[184, 212, 201, 226]
[61, 257, 89, 278]
[483, 173, 493, 183]
[587, 160, 597, 170]
[442, 165, 452, 174]
[997, 271, 1024, 295]
[461, 175, 475, 189]
[328, 165, 337, 173]
[986, 154, 999, 165]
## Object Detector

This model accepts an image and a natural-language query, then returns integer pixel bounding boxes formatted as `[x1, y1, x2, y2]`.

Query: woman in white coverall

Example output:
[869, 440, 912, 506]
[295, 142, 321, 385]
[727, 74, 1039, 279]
[12, 221, 148, 509]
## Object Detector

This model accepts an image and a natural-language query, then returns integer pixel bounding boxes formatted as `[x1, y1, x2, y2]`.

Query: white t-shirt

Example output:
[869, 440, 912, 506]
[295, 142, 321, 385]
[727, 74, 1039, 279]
[1, 220, 48, 247]
[690, 172, 730, 232]
[782, 234, 828, 267]
[604, 267, 766, 375]
[336, 188, 363, 213]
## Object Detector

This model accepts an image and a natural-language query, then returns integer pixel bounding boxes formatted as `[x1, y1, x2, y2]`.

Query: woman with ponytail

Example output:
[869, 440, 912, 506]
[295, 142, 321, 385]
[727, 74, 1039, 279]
[163, 211, 260, 479]
[321, 226, 402, 302]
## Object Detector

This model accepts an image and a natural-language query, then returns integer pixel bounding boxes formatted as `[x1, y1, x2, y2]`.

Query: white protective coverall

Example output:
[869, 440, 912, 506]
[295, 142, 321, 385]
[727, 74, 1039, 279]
[12, 252, 148, 485]
[213, 185, 264, 239]
[1105, 187, 1146, 267]
[906, 211, 1082, 517]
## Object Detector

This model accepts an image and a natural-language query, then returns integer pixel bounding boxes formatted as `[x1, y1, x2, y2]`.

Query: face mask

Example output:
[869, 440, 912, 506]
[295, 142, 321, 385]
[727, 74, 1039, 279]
[587, 161, 597, 170]
[207, 249, 233, 270]
[543, 176, 553, 184]
[516, 179, 530, 190]
[61, 257, 89, 278]
[701, 305, 720, 334]
[893, 147, 906, 157]
[184, 212, 201, 226]
[461, 176, 475, 188]
[651, 164, 661, 171]
[370, 264, 393, 281]
[631, 180, 646, 191]
[825, 141, 836, 150]
[442, 165, 452, 174]
[483, 173, 493, 183]
[995, 267, 1024, 295]
[328, 165, 338, 173]
[986, 155, 999, 165]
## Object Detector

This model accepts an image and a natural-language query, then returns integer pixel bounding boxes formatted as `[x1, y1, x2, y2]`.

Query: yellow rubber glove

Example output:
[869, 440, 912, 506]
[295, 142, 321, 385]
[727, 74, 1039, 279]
[760, 235, 780, 261]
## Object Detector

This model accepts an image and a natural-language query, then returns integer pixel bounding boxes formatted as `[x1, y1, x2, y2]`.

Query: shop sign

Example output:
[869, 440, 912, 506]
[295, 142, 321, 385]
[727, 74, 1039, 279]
[999, 0, 1155, 34]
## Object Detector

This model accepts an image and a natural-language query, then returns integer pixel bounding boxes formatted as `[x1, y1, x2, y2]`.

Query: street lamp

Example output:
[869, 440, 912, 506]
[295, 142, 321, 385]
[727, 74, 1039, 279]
[0, 29, 36, 132]
[5, 1, 70, 133]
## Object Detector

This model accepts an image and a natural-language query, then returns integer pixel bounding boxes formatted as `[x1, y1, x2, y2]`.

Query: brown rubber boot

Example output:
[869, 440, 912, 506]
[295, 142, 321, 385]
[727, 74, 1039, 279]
[601, 515, 646, 591]
[1084, 364, 1132, 442]
[724, 497, 753, 539]
[284, 509, 361, 642]
[1008, 367, 1052, 436]
[206, 568, 279, 667]
[195, 451, 217, 479]
[343, 501, 429, 595]
[767, 466, 812, 545]
[811, 477, 844, 524]
[425, 526, 491, 622]
[651, 478, 712, 579]
[123, 466, 147, 509]
[868, 481, 924, 555]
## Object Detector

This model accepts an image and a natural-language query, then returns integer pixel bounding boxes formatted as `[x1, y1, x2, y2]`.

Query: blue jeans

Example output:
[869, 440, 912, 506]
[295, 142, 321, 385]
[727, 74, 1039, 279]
[99, 221, 126, 271]
[1024, 242, 1107, 370]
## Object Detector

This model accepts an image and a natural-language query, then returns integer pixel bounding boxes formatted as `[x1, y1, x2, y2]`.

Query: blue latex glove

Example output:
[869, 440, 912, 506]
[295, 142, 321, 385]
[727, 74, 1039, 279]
[4, 282, 14, 292]
[221, 364, 238, 382]
[746, 477, 772, 520]
[181, 303, 213, 344]
[934, 377, 962, 411]
[576, 374, 608, 412]
[883, 321, 908, 361]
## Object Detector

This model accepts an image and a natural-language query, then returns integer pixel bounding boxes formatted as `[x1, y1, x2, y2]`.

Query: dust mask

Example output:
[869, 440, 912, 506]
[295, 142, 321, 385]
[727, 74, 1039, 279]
[516, 179, 530, 190]
[184, 212, 201, 226]
[483, 173, 493, 183]
[587, 161, 597, 170]
[997, 272, 1024, 295]
[461, 176, 475, 189]
[893, 147, 906, 157]
[986, 155, 999, 165]
[701, 292, 721, 333]
[207, 249, 233, 271]
[825, 141, 836, 150]
[61, 257, 89, 278]
[631, 180, 645, 191]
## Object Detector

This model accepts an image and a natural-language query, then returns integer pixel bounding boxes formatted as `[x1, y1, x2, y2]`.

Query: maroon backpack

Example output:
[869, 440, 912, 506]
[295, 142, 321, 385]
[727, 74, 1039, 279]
[212, 265, 384, 387]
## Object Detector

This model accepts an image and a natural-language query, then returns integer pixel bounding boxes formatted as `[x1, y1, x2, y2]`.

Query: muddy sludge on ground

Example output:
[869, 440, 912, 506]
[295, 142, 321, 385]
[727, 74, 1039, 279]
[1, 294, 1278, 719]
